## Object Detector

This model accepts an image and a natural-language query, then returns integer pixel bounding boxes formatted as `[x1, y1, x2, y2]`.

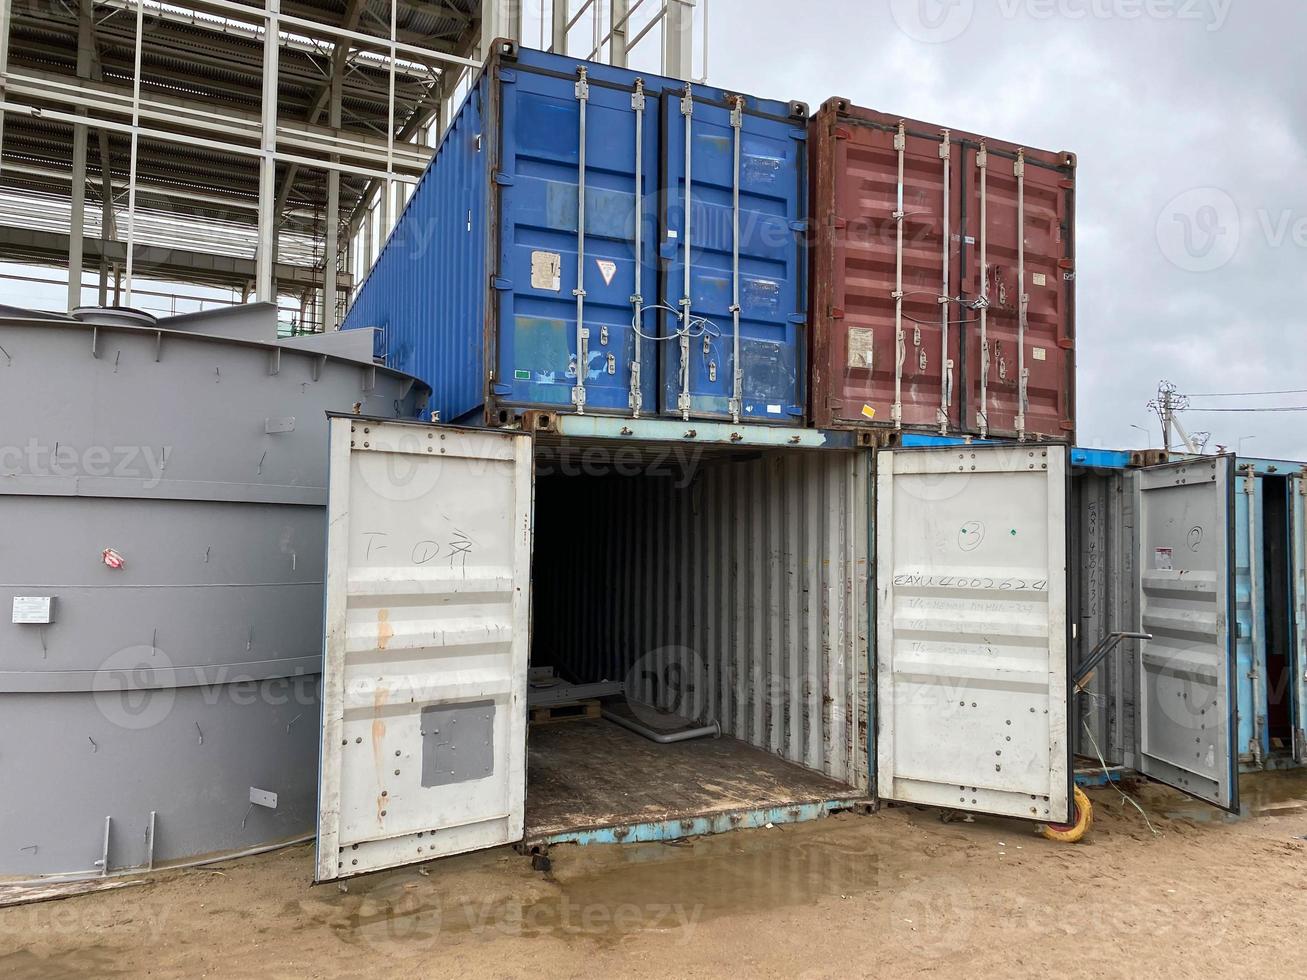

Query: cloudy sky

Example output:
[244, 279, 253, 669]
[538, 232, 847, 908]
[709, 0, 1307, 458]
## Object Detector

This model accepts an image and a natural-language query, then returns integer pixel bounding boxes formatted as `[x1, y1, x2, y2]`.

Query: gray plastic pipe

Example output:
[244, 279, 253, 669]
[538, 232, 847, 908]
[601, 707, 721, 744]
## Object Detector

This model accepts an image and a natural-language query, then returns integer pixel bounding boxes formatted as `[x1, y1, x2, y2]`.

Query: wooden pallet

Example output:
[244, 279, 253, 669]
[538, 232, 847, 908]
[530, 700, 601, 726]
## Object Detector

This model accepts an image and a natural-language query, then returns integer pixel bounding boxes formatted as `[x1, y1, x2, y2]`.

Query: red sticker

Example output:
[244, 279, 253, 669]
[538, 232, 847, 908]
[102, 548, 126, 570]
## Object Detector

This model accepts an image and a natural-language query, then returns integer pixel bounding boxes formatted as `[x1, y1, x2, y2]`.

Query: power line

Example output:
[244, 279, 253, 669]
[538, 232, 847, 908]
[1187, 405, 1307, 413]
[1187, 387, 1307, 398]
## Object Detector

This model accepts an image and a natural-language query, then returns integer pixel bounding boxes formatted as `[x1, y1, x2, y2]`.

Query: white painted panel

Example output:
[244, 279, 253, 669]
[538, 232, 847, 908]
[316, 418, 534, 881]
[1135, 456, 1238, 810]
[876, 445, 1070, 823]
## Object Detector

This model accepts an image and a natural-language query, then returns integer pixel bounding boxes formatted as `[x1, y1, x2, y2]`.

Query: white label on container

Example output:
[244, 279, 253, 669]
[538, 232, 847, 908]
[596, 259, 618, 286]
[667, 230, 678, 239]
[1154, 547, 1174, 571]
[767, 404, 782, 415]
[531, 251, 562, 292]
[1032, 272, 1047, 287]
[1033, 347, 1047, 362]
[847, 327, 875, 369]
[13, 596, 53, 625]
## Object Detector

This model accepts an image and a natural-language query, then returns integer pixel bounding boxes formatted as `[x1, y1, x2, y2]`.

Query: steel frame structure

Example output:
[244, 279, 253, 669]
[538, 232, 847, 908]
[0, 0, 703, 330]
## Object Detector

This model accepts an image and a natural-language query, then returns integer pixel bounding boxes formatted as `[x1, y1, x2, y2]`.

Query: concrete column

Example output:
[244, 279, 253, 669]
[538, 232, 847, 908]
[551, 0, 569, 55]
[98, 138, 113, 306]
[68, 128, 88, 312]
[68, 0, 94, 311]
[662, 0, 695, 81]
[122, 0, 145, 305]
[256, 0, 281, 302]
[0, 0, 11, 184]
[363, 200, 375, 274]
[323, 59, 342, 330]
[480, 0, 522, 60]
[609, 0, 629, 66]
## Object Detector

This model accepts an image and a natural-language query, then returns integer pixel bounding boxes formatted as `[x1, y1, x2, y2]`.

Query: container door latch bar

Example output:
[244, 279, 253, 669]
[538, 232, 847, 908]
[891, 121, 906, 429]
[629, 79, 645, 418]
[572, 67, 590, 414]
[678, 83, 694, 421]
[729, 95, 744, 424]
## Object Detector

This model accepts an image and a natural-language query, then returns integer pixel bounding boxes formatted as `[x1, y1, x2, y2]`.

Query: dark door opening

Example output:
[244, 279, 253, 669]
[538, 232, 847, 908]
[1262, 476, 1295, 756]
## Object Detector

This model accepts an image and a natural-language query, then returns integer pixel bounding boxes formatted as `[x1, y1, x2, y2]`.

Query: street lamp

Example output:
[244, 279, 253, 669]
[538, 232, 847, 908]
[1129, 424, 1154, 448]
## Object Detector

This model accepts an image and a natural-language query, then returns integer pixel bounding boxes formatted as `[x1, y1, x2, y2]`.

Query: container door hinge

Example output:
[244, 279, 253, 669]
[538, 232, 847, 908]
[492, 382, 512, 396]
[833, 126, 852, 141]
[789, 219, 809, 233]
[494, 172, 515, 186]
[788, 314, 807, 324]
[828, 307, 845, 320]
[789, 129, 807, 141]
[499, 69, 518, 84]
[785, 405, 803, 417]
[493, 277, 513, 290]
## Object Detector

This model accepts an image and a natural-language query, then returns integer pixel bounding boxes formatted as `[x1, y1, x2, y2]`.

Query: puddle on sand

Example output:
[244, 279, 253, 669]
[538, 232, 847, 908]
[324, 816, 900, 949]
[1160, 769, 1307, 824]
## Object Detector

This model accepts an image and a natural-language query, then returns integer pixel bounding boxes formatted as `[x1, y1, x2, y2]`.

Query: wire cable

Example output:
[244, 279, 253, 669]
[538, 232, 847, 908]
[1188, 387, 1307, 398]
[1187, 406, 1307, 413]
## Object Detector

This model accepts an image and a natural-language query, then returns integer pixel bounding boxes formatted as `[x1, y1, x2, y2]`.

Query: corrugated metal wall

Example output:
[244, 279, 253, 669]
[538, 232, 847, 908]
[342, 77, 488, 422]
[532, 449, 870, 792]
[1070, 469, 1139, 769]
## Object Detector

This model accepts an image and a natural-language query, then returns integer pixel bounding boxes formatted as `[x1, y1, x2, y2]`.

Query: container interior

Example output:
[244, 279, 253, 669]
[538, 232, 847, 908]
[1261, 476, 1295, 757]
[523, 443, 870, 840]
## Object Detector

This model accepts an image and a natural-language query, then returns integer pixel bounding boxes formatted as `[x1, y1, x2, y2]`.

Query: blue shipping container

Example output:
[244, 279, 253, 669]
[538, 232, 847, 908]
[343, 41, 809, 426]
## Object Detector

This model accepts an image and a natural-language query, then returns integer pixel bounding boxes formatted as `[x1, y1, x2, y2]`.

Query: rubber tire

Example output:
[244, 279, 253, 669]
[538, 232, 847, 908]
[1042, 786, 1093, 843]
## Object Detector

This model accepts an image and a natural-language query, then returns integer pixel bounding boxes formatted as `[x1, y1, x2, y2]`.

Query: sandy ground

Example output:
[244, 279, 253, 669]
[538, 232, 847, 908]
[2, 772, 1306, 979]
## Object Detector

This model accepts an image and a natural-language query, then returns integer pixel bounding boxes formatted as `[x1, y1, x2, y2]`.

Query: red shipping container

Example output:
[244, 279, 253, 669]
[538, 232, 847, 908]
[809, 98, 1076, 441]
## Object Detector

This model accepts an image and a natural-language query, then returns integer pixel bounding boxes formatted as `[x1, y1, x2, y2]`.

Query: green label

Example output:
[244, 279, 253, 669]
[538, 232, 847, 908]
[514, 370, 531, 381]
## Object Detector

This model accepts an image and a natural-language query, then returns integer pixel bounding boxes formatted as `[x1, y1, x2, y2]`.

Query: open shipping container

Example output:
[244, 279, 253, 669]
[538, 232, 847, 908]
[311, 428, 1252, 881]
[1231, 458, 1307, 770]
[809, 99, 1076, 441]
[343, 42, 809, 427]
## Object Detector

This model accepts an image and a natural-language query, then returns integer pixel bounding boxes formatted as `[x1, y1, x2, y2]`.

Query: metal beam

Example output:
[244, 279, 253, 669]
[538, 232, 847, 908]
[0, 223, 353, 293]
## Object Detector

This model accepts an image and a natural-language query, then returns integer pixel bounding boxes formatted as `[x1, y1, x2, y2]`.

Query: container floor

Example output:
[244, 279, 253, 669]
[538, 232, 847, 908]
[524, 715, 860, 842]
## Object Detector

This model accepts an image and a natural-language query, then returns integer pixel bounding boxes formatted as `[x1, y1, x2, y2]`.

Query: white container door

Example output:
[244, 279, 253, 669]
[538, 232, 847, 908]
[1291, 472, 1307, 764]
[316, 418, 534, 881]
[876, 445, 1072, 825]
[1133, 456, 1239, 811]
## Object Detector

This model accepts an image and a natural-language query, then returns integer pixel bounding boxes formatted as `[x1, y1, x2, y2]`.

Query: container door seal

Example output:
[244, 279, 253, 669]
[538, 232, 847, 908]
[315, 417, 534, 881]
[1133, 456, 1239, 812]
[875, 444, 1072, 824]
[1292, 471, 1307, 764]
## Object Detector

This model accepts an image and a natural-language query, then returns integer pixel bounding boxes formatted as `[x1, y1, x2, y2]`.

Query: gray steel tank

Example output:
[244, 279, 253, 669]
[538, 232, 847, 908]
[0, 305, 428, 877]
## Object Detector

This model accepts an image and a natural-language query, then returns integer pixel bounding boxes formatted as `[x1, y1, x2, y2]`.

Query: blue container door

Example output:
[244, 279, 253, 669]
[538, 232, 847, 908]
[659, 89, 807, 424]
[494, 59, 660, 416]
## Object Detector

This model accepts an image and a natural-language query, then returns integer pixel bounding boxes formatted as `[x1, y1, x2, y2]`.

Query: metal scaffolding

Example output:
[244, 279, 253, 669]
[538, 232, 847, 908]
[0, 0, 705, 330]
